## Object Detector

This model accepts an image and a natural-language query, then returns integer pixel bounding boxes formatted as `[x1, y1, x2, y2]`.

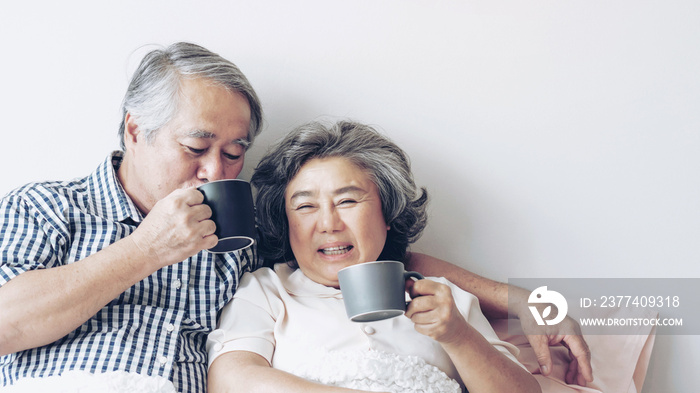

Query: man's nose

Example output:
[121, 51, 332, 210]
[197, 154, 226, 182]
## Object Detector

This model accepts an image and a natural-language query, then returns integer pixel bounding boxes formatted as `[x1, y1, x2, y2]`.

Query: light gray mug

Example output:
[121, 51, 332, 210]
[338, 261, 424, 323]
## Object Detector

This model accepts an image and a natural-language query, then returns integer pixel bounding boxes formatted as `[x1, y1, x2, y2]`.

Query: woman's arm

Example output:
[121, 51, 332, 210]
[406, 279, 541, 393]
[208, 351, 385, 393]
[440, 324, 541, 393]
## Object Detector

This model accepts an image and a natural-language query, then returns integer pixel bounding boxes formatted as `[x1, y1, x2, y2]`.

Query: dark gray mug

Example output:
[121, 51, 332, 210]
[338, 261, 424, 322]
[198, 179, 255, 253]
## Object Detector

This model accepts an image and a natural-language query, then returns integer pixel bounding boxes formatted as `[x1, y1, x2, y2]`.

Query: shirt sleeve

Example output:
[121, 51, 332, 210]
[230, 241, 263, 276]
[0, 192, 67, 287]
[433, 277, 526, 369]
[206, 268, 283, 368]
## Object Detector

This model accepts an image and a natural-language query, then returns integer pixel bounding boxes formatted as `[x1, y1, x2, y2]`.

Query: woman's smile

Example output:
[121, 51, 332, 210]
[319, 245, 354, 256]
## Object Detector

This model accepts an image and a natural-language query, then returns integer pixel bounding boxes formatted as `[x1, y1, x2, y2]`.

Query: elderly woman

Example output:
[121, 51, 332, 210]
[207, 120, 541, 393]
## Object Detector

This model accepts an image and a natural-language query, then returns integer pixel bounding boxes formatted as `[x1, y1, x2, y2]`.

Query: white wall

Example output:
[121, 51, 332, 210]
[1, 1, 698, 391]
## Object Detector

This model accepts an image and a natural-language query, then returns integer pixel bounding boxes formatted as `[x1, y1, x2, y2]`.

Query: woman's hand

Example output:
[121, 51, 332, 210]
[405, 279, 542, 393]
[404, 279, 469, 346]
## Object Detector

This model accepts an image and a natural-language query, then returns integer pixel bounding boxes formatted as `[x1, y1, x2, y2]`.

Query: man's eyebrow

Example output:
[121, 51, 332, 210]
[185, 129, 251, 149]
[186, 129, 216, 139]
[235, 138, 251, 150]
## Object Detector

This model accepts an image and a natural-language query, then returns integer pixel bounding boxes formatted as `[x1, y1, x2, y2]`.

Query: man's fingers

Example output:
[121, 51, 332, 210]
[191, 203, 214, 222]
[577, 369, 588, 387]
[528, 334, 553, 376]
[202, 233, 219, 250]
[164, 186, 204, 207]
[200, 219, 217, 237]
[564, 335, 594, 383]
[565, 356, 579, 385]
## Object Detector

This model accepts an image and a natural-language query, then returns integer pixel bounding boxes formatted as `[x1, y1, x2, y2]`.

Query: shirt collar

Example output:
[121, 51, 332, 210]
[275, 263, 343, 299]
[89, 151, 144, 224]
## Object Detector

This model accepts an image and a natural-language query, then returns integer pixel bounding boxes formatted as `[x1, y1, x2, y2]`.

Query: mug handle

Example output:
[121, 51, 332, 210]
[404, 271, 425, 305]
[404, 271, 424, 281]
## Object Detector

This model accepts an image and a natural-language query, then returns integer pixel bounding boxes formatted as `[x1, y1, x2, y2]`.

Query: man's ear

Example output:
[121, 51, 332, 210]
[123, 112, 141, 149]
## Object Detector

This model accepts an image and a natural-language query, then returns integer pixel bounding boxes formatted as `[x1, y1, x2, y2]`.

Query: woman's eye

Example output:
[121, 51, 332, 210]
[339, 199, 358, 206]
[224, 153, 242, 160]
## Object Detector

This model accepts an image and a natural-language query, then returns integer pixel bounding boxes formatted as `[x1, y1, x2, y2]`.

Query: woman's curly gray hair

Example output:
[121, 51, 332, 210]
[251, 120, 428, 264]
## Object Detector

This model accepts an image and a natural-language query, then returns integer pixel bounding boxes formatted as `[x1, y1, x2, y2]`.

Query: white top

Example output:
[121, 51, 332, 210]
[207, 264, 523, 392]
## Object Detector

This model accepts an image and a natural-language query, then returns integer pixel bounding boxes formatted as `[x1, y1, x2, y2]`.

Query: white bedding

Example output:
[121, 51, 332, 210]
[289, 348, 461, 393]
[0, 370, 176, 393]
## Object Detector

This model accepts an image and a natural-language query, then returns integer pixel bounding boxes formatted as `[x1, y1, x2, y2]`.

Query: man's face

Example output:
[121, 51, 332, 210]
[121, 77, 252, 214]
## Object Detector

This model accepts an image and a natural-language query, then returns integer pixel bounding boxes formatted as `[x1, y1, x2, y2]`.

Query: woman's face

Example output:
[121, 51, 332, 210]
[285, 156, 389, 288]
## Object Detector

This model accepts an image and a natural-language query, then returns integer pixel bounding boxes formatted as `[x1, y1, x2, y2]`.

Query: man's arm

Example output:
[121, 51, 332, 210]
[405, 252, 509, 319]
[0, 237, 159, 356]
[406, 252, 594, 386]
[0, 188, 216, 356]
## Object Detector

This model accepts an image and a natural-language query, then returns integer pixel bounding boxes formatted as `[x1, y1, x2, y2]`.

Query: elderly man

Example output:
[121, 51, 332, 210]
[0, 42, 591, 391]
[0, 42, 263, 391]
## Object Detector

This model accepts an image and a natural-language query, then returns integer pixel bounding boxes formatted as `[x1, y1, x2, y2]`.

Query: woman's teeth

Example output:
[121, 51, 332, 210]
[320, 246, 352, 255]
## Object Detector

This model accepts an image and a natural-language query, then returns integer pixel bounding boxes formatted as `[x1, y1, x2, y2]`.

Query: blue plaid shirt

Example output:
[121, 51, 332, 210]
[0, 151, 260, 392]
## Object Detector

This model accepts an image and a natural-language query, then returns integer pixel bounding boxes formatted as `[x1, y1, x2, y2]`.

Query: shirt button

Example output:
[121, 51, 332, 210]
[173, 279, 182, 290]
[159, 355, 168, 364]
[363, 325, 376, 335]
[166, 323, 175, 333]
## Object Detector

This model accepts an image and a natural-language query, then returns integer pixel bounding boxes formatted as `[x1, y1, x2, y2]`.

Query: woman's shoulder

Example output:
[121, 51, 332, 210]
[237, 263, 296, 295]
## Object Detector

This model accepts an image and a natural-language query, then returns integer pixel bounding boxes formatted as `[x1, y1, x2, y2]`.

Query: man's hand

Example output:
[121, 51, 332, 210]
[130, 188, 218, 268]
[522, 314, 594, 386]
[508, 284, 594, 386]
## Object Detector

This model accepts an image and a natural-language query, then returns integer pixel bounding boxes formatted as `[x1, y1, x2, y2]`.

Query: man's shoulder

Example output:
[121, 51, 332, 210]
[3, 177, 91, 210]
[0, 153, 119, 220]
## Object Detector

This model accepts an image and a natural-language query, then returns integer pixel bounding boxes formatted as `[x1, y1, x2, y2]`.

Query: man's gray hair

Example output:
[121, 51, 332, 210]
[118, 42, 263, 150]
[251, 120, 428, 264]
